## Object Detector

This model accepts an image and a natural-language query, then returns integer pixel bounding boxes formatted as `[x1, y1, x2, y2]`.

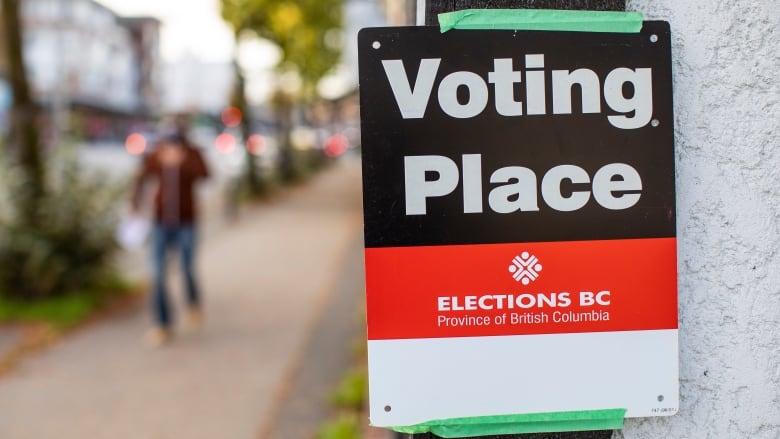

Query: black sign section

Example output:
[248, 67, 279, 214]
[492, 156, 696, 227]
[359, 23, 674, 248]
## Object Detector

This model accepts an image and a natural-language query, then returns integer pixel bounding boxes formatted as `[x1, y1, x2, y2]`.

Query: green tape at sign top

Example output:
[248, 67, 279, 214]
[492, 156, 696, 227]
[439, 9, 643, 33]
[388, 408, 627, 438]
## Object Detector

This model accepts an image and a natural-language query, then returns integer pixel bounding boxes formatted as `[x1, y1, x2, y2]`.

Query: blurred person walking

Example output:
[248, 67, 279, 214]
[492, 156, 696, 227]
[131, 125, 210, 347]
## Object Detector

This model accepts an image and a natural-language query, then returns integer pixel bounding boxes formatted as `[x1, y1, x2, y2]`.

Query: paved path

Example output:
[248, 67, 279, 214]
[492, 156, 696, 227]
[0, 156, 365, 439]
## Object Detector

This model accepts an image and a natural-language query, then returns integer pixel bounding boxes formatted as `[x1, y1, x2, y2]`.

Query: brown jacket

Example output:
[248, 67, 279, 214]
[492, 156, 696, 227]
[132, 143, 210, 226]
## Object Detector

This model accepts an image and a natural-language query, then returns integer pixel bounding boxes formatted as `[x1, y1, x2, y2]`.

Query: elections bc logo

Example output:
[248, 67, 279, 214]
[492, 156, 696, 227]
[509, 252, 543, 285]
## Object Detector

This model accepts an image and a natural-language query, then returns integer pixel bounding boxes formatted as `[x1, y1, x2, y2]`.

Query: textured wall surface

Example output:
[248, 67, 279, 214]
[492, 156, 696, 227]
[619, 1, 780, 438]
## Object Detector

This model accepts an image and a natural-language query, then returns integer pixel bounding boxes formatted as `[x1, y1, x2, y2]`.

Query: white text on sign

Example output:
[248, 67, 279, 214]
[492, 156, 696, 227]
[404, 154, 642, 215]
[437, 291, 611, 311]
[382, 54, 653, 129]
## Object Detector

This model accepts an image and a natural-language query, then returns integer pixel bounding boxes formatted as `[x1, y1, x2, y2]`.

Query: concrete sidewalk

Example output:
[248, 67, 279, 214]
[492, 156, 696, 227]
[0, 157, 365, 439]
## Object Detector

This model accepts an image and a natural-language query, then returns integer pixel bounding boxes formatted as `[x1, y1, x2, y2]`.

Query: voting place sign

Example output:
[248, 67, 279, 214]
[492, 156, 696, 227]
[359, 22, 677, 428]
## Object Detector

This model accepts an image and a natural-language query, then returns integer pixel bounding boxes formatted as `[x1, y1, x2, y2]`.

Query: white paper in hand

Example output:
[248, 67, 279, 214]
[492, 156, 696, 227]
[116, 214, 150, 250]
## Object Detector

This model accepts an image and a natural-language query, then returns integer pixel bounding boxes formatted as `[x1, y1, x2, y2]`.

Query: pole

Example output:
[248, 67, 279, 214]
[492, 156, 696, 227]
[410, 0, 626, 438]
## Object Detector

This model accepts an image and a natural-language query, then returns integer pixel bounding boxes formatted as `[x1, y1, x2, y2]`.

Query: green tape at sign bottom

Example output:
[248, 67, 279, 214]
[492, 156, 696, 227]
[439, 9, 643, 33]
[389, 409, 627, 438]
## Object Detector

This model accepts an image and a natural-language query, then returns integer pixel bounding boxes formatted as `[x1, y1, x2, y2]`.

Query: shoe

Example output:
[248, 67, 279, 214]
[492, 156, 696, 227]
[143, 327, 172, 348]
[184, 307, 204, 332]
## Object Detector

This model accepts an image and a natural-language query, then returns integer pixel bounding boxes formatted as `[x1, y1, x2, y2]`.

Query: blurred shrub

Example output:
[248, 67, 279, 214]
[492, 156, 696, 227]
[0, 273, 129, 328]
[330, 366, 368, 411]
[317, 413, 361, 439]
[0, 151, 122, 300]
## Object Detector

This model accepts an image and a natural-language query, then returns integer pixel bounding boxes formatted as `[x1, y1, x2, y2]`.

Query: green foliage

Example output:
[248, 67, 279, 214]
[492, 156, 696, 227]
[330, 366, 368, 411]
[0, 151, 123, 301]
[318, 319, 368, 439]
[0, 274, 130, 329]
[317, 413, 361, 439]
[221, 0, 343, 95]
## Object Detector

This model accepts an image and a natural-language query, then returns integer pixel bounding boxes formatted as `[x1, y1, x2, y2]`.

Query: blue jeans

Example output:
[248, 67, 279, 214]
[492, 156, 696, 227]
[151, 224, 200, 328]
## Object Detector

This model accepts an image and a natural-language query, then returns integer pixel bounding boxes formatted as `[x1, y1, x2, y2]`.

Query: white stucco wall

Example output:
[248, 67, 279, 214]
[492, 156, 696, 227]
[619, 1, 780, 438]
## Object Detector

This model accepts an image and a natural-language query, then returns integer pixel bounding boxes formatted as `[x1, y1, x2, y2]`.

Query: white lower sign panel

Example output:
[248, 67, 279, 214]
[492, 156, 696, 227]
[368, 330, 679, 427]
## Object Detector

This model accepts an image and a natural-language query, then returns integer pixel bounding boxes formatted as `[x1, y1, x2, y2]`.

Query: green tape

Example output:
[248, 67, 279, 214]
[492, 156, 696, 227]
[439, 9, 643, 33]
[389, 409, 627, 438]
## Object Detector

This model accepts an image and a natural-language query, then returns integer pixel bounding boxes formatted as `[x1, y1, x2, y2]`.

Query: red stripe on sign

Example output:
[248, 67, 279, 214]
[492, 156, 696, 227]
[365, 238, 677, 340]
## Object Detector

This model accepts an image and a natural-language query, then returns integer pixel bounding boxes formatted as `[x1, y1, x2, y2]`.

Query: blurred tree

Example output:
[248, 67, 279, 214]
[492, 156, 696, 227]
[221, 0, 342, 182]
[229, 62, 261, 193]
[222, 0, 342, 95]
[1, 0, 46, 221]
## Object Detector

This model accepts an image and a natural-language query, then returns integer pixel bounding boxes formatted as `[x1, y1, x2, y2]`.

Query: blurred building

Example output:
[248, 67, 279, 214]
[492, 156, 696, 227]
[382, 0, 417, 25]
[120, 16, 163, 115]
[14, 0, 161, 141]
[162, 56, 235, 116]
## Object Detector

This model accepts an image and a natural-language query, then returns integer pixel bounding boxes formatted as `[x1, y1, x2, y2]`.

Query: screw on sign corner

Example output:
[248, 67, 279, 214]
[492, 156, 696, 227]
[418, 0, 622, 437]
